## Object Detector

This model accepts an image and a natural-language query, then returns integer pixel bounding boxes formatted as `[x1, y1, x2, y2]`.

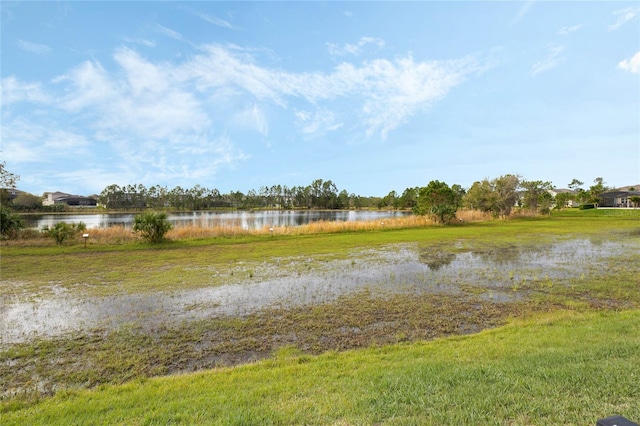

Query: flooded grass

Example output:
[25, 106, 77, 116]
[1, 290, 528, 401]
[1, 213, 639, 407]
[3, 238, 636, 346]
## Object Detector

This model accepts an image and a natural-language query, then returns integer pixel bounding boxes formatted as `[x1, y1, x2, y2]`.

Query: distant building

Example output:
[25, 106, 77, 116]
[1, 188, 26, 202]
[549, 188, 578, 207]
[43, 191, 98, 207]
[598, 186, 640, 208]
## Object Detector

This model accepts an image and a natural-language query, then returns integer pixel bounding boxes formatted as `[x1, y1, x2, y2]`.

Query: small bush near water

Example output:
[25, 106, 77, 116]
[0, 206, 24, 239]
[133, 211, 172, 243]
[42, 222, 86, 245]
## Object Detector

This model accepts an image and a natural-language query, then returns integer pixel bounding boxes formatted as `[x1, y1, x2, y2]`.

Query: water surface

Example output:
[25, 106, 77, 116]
[21, 210, 411, 230]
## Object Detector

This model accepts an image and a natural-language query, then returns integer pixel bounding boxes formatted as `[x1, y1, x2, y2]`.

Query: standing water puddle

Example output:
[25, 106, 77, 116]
[1, 238, 637, 346]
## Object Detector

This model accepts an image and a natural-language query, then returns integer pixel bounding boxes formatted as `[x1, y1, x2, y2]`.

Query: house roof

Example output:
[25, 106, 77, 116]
[599, 190, 640, 196]
[1, 188, 26, 200]
[45, 191, 98, 200]
[44, 191, 71, 198]
[615, 184, 640, 192]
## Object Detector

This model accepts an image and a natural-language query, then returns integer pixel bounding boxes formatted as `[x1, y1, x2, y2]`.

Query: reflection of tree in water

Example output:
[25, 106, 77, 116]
[419, 250, 456, 271]
[419, 242, 553, 271]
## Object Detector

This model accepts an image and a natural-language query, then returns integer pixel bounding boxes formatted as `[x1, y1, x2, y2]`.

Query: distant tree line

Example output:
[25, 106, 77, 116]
[1, 159, 623, 239]
[98, 179, 384, 211]
[409, 175, 613, 223]
[97, 174, 613, 224]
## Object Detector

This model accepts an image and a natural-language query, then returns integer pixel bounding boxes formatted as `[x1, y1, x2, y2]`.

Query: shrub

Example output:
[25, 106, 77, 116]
[413, 180, 458, 224]
[580, 204, 595, 210]
[43, 222, 86, 245]
[133, 212, 172, 243]
[0, 206, 24, 239]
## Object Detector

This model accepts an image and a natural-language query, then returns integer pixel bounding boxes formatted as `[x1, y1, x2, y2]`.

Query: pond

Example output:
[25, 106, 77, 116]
[20, 210, 411, 230]
[2, 237, 637, 346]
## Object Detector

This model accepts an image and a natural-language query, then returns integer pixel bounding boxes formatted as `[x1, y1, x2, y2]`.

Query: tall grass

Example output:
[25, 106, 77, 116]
[165, 209, 510, 240]
[168, 214, 440, 240]
[455, 209, 493, 222]
[3, 225, 141, 246]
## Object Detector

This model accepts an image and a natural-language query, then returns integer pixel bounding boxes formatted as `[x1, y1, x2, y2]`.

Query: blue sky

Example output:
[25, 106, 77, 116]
[2, 1, 639, 197]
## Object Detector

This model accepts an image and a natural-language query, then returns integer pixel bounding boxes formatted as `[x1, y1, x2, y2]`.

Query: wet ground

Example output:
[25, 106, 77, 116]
[2, 237, 637, 347]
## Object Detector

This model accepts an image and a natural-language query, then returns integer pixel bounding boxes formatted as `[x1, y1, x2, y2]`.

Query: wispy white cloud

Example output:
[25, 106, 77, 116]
[353, 56, 477, 138]
[1, 76, 51, 105]
[0, 120, 48, 163]
[327, 37, 385, 57]
[35, 47, 245, 186]
[3, 43, 484, 189]
[122, 37, 156, 48]
[76, 40, 481, 144]
[183, 44, 482, 138]
[295, 109, 343, 137]
[233, 104, 269, 136]
[125, 134, 248, 186]
[17, 39, 52, 55]
[609, 6, 640, 31]
[619, 51, 640, 73]
[155, 23, 186, 42]
[113, 47, 169, 97]
[182, 45, 277, 103]
[510, 0, 534, 27]
[557, 24, 583, 36]
[43, 130, 90, 151]
[194, 11, 237, 29]
[54, 60, 115, 111]
[532, 45, 565, 76]
[1, 117, 90, 164]
[58, 48, 208, 141]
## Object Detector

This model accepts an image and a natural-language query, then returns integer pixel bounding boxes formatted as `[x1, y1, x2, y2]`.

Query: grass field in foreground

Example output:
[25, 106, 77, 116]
[1, 209, 639, 423]
[2, 310, 638, 425]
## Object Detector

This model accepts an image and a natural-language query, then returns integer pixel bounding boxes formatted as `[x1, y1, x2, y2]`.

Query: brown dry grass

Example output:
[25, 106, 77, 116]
[2, 225, 141, 247]
[87, 225, 141, 244]
[455, 209, 494, 222]
[511, 208, 549, 218]
[167, 214, 438, 240]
